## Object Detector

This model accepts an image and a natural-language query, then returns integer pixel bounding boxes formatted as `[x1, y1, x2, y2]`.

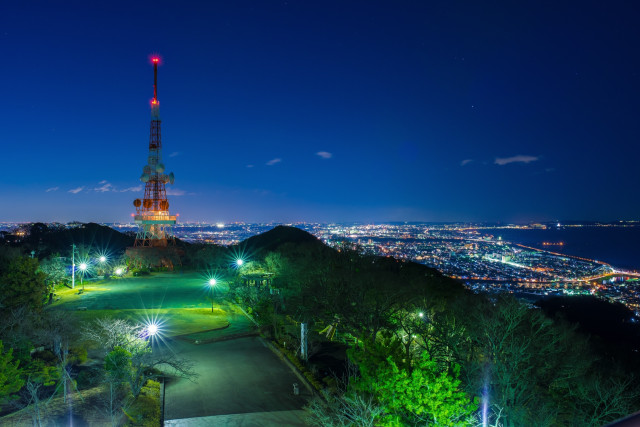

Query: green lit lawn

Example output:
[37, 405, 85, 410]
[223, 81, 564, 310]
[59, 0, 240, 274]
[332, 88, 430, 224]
[72, 307, 230, 336]
[50, 271, 240, 337]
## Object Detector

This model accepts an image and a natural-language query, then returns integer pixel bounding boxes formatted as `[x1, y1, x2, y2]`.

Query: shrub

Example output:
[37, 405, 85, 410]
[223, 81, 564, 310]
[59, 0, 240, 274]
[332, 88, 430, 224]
[125, 379, 161, 426]
[69, 347, 88, 364]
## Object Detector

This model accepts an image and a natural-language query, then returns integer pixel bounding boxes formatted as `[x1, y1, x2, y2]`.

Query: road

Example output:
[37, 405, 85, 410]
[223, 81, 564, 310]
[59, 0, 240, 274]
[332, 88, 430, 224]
[163, 337, 310, 425]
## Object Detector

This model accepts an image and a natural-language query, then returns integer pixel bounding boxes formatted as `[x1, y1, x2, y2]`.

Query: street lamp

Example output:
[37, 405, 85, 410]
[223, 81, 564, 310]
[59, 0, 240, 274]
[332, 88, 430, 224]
[208, 278, 217, 312]
[147, 323, 158, 337]
[97, 255, 108, 277]
[236, 259, 244, 267]
[79, 262, 88, 290]
[115, 268, 123, 276]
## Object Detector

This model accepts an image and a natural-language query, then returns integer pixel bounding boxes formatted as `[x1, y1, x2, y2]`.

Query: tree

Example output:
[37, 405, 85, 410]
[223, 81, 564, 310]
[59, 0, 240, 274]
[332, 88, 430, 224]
[84, 318, 197, 398]
[351, 349, 477, 426]
[470, 296, 596, 426]
[306, 390, 384, 427]
[0, 256, 47, 310]
[0, 340, 24, 404]
[38, 255, 68, 288]
[103, 346, 134, 426]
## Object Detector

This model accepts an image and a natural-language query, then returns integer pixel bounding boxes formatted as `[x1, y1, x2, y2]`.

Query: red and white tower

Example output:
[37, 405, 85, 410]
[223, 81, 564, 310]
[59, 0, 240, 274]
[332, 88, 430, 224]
[133, 57, 177, 247]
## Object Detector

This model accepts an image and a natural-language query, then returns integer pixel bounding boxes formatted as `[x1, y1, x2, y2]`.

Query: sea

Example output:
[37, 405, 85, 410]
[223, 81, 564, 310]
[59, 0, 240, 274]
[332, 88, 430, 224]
[481, 226, 640, 272]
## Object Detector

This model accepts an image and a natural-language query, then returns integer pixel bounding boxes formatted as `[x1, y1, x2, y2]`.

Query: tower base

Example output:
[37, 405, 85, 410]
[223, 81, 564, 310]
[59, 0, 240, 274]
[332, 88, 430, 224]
[125, 246, 184, 270]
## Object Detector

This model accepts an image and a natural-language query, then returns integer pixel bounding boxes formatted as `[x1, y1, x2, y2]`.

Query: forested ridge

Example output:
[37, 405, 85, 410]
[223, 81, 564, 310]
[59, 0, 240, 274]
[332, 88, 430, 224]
[1, 223, 639, 426]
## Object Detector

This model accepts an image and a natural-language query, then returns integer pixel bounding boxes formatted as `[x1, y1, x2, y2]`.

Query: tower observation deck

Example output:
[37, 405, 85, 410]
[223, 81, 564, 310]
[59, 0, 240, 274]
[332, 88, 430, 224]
[133, 57, 177, 247]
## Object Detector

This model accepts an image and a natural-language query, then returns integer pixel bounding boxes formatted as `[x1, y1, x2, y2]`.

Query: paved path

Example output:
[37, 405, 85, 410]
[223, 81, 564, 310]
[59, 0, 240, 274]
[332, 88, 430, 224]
[164, 410, 307, 426]
[164, 337, 310, 425]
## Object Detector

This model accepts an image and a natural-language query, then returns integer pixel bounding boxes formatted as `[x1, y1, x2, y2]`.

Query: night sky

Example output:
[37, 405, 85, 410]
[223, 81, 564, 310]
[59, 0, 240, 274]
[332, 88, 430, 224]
[1, 1, 639, 223]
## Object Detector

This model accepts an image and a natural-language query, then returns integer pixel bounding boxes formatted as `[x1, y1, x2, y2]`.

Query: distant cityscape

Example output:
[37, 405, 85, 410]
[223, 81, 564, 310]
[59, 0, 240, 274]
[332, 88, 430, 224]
[2, 221, 639, 315]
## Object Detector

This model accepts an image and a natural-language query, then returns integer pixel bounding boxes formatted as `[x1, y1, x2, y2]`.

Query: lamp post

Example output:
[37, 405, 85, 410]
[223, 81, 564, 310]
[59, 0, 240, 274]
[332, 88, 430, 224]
[147, 323, 158, 337]
[208, 278, 217, 312]
[71, 244, 76, 289]
[79, 263, 87, 291]
[98, 255, 107, 277]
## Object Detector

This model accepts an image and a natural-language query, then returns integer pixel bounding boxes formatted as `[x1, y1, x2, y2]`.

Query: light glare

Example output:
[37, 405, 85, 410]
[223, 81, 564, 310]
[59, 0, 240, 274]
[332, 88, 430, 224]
[147, 323, 158, 336]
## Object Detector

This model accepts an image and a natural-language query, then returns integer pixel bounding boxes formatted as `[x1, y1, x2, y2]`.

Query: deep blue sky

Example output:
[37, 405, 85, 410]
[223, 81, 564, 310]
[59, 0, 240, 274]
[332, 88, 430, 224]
[1, 1, 639, 223]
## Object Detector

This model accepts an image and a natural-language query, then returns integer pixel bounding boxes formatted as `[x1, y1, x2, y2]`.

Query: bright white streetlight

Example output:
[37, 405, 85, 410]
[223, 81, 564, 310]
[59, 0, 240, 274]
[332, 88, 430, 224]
[208, 278, 218, 312]
[79, 263, 88, 289]
[236, 259, 244, 266]
[418, 312, 424, 318]
[99, 256, 106, 263]
[115, 268, 123, 276]
[147, 323, 158, 336]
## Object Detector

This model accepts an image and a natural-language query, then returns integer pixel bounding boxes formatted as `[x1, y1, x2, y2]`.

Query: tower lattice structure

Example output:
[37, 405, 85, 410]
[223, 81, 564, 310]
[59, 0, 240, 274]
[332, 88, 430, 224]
[133, 57, 176, 247]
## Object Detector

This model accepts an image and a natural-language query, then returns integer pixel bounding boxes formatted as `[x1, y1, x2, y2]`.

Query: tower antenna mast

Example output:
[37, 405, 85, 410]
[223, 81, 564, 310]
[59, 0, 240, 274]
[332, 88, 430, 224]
[132, 56, 176, 247]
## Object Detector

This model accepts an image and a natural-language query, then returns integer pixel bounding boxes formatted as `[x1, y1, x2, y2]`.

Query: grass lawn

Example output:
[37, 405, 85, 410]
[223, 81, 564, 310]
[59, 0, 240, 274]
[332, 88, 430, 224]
[70, 307, 230, 336]
[48, 271, 244, 336]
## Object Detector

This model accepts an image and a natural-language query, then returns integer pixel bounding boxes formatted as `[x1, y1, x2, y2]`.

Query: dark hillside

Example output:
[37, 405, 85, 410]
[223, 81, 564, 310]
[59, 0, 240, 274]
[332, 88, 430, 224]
[536, 295, 640, 365]
[238, 225, 324, 254]
[12, 223, 135, 257]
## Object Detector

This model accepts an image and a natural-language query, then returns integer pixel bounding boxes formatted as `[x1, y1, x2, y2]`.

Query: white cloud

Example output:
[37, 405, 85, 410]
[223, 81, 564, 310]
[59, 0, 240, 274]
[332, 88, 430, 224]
[494, 155, 539, 166]
[94, 181, 114, 192]
[246, 164, 254, 168]
[166, 188, 186, 196]
[46, 187, 59, 192]
[68, 187, 84, 194]
[316, 151, 332, 159]
[460, 159, 473, 166]
[120, 185, 143, 192]
[169, 152, 180, 158]
[266, 158, 282, 166]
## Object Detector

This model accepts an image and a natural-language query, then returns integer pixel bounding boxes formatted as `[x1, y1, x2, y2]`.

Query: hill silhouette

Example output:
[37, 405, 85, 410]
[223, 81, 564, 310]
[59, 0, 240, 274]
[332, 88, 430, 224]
[238, 225, 324, 254]
[8, 222, 135, 258]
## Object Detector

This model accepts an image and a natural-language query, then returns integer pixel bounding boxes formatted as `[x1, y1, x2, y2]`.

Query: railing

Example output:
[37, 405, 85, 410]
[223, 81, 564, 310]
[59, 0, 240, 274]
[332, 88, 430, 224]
[134, 215, 177, 223]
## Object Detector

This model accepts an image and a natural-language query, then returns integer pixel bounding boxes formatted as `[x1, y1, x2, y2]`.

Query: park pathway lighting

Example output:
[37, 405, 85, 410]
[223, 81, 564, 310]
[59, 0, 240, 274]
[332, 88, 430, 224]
[79, 262, 88, 290]
[115, 268, 123, 276]
[418, 312, 424, 318]
[147, 323, 158, 336]
[99, 255, 107, 263]
[208, 278, 217, 312]
[236, 259, 244, 267]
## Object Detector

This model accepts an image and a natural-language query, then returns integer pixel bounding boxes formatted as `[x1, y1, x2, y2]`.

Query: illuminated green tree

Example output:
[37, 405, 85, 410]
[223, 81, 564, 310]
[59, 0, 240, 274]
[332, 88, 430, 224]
[352, 350, 477, 426]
